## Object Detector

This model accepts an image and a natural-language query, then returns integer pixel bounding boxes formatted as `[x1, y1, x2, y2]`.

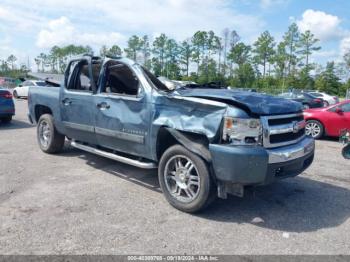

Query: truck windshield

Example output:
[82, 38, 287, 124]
[141, 67, 169, 91]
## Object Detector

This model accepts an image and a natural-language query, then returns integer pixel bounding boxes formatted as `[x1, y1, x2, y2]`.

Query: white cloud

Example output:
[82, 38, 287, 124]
[297, 9, 343, 41]
[340, 36, 350, 56]
[36, 17, 126, 48]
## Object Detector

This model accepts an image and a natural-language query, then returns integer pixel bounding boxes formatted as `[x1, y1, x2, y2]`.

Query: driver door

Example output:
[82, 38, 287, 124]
[93, 60, 151, 158]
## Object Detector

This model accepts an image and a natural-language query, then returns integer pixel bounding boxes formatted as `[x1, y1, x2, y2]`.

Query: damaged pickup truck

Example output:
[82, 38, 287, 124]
[28, 55, 315, 213]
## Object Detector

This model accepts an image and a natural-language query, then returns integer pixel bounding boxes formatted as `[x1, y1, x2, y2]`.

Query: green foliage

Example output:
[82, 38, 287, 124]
[100, 45, 122, 57]
[253, 31, 275, 77]
[228, 42, 251, 66]
[124, 35, 143, 61]
[298, 30, 320, 69]
[283, 23, 300, 76]
[315, 62, 343, 95]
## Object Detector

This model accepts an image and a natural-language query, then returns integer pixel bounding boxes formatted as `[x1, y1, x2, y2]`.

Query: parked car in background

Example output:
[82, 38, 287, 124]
[278, 92, 324, 109]
[0, 88, 15, 123]
[306, 91, 339, 107]
[13, 80, 47, 98]
[303, 100, 350, 139]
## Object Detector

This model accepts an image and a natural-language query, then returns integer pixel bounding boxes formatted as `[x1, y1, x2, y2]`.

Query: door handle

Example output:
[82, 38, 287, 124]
[62, 98, 72, 106]
[97, 102, 110, 110]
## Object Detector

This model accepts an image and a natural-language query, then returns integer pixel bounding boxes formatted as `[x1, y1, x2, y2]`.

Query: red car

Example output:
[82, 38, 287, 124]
[303, 100, 350, 139]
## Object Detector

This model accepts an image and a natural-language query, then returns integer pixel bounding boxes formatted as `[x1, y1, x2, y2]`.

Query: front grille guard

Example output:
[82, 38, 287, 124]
[261, 113, 306, 148]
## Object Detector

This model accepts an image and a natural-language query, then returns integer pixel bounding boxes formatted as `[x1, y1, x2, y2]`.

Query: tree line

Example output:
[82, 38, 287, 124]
[1, 23, 350, 96]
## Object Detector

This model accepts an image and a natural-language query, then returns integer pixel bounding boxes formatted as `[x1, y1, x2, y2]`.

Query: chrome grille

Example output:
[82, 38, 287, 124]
[261, 113, 306, 148]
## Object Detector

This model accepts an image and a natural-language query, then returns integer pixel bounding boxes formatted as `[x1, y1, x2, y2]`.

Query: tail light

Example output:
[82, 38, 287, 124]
[313, 98, 322, 103]
[0, 91, 13, 99]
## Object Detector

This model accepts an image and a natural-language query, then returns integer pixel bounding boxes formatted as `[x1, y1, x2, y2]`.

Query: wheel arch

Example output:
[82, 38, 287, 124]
[156, 126, 211, 163]
[34, 105, 53, 122]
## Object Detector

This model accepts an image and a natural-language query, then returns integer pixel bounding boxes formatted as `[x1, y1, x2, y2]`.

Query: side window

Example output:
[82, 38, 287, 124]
[102, 62, 140, 96]
[341, 103, 350, 112]
[67, 60, 92, 92]
[22, 81, 28, 86]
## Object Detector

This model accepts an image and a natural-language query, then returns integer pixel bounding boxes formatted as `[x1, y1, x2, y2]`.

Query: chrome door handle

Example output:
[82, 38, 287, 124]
[62, 98, 72, 106]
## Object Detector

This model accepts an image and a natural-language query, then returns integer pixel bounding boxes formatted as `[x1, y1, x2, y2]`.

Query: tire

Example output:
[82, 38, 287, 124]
[1, 116, 12, 123]
[303, 104, 310, 110]
[37, 114, 65, 154]
[158, 144, 215, 213]
[13, 90, 18, 99]
[342, 144, 350, 159]
[305, 120, 324, 139]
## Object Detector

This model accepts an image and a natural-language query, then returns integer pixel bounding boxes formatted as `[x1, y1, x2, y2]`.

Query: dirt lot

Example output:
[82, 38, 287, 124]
[1, 99, 350, 255]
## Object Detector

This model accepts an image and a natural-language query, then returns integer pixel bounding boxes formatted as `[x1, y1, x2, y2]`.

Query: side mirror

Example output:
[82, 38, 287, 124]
[336, 107, 343, 114]
[19, 84, 22, 87]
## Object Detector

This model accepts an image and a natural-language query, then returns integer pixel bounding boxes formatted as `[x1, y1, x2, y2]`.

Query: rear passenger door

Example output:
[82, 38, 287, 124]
[59, 57, 100, 144]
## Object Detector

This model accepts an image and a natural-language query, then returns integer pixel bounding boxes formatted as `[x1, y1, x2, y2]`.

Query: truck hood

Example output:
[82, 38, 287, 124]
[176, 88, 302, 116]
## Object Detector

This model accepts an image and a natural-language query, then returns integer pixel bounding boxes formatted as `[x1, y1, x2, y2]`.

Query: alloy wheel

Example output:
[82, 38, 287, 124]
[39, 120, 51, 147]
[164, 155, 200, 203]
[305, 122, 321, 138]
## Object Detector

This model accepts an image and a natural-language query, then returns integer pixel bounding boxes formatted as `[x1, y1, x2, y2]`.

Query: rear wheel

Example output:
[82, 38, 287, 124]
[37, 114, 65, 153]
[305, 120, 324, 139]
[158, 144, 215, 213]
[1, 116, 12, 123]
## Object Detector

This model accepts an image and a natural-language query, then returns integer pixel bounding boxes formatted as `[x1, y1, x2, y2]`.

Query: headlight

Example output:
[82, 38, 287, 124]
[222, 117, 262, 145]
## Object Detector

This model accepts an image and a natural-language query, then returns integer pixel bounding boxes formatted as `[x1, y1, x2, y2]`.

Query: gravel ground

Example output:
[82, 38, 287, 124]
[0, 99, 350, 255]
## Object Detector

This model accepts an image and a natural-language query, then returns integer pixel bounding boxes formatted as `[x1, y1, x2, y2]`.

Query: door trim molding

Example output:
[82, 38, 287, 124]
[95, 127, 144, 144]
[62, 121, 94, 132]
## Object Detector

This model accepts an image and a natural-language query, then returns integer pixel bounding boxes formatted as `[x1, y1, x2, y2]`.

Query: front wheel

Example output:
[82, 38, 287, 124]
[37, 114, 65, 153]
[305, 120, 324, 139]
[342, 144, 350, 159]
[158, 144, 214, 213]
[13, 90, 18, 99]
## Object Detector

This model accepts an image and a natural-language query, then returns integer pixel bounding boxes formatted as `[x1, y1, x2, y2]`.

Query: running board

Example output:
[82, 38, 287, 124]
[71, 141, 157, 169]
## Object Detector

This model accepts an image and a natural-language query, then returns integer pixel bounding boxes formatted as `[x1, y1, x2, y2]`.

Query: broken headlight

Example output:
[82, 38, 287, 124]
[222, 117, 262, 145]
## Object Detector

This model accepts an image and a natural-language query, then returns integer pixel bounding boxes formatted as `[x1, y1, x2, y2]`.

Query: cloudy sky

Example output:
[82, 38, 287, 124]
[0, 0, 349, 69]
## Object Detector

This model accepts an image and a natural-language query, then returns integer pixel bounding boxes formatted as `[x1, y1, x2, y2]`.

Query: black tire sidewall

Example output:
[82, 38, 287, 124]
[158, 144, 212, 213]
[1, 116, 12, 123]
[37, 114, 64, 153]
[306, 120, 324, 139]
[342, 144, 350, 159]
[13, 91, 18, 98]
[37, 114, 54, 152]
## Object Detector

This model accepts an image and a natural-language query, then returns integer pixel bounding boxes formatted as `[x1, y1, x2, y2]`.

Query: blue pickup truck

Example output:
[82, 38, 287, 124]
[28, 55, 315, 212]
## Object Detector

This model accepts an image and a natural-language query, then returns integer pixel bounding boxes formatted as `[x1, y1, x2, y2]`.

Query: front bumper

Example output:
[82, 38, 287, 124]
[209, 136, 315, 185]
